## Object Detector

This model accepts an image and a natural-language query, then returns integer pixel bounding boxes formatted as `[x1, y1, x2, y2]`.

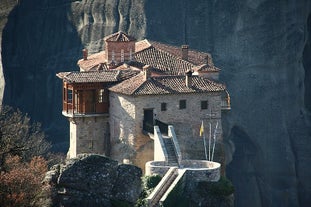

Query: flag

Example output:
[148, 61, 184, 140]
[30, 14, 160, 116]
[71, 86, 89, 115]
[199, 120, 204, 137]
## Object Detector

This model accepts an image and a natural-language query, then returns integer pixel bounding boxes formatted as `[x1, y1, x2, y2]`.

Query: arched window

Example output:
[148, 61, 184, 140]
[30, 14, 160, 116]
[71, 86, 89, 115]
[112, 50, 115, 62]
[121, 49, 124, 62]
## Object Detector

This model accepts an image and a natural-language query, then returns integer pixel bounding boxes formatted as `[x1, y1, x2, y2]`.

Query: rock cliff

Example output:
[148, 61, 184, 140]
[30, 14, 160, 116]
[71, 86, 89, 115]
[42, 154, 142, 207]
[1, 0, 311, 206]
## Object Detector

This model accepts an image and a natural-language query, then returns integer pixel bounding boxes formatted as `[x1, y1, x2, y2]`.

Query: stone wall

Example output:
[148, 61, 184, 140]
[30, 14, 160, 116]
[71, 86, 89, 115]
[145, 161, 173, 176]
[68, 115, 109, 158]
[153, 126, 167, 161]
[109, 91, 223, 169]
[184, 161, 221, 183]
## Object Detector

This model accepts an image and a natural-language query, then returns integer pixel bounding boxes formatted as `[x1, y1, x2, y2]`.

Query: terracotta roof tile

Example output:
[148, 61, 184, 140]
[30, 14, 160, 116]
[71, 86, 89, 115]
[192, 64, 221, 72]
[104, 31, 136, 42]
[56, 70, 139, 83]
[149, 41, 211, 65]
[134, 46, 195, 75]
[135, 39, 152, 52]
[109, 73, 225, 96]
[77, 51, 106, 71]
[77, 40, 218, 74]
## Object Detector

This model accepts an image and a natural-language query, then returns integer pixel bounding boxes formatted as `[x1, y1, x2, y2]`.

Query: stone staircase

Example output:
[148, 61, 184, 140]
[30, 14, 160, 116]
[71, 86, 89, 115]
[148, 168, 179, 207]
[162, 136, 178, 166]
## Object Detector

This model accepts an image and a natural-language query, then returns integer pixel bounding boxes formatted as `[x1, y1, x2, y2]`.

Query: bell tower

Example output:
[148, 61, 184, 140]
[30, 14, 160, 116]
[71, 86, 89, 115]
[104, 31, 136, 66]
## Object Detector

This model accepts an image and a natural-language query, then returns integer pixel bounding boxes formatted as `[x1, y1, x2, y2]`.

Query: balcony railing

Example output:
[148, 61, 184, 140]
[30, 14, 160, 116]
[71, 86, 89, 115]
[63, 101, 109, 115]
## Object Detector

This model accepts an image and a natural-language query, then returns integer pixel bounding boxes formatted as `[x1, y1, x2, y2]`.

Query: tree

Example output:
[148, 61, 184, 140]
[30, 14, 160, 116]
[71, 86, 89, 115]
[0, 106, 52, 206]
[0, 155, 48, 207]
[0, 105, 51, 170]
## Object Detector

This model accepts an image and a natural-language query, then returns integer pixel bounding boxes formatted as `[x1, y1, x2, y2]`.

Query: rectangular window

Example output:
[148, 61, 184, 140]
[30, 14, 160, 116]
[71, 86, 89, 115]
[201, 100, 208, 110]
[179, 100, 186, 109]
[67, 89, 73, 103]
[161, 103, 167, 111]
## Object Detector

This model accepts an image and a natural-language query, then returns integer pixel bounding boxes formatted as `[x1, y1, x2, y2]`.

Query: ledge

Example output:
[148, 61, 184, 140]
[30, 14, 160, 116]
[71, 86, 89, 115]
[62, 111, 109, 118]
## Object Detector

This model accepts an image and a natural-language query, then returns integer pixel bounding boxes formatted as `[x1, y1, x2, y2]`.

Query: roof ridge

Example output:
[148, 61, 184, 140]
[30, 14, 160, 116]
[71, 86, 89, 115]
[203, 77, 226, 89]
[151, 44, 195, 67]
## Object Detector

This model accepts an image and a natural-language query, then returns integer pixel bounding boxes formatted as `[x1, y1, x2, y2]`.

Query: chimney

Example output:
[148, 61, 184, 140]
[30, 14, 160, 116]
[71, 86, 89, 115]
[185, 69, 193, 87]
[181, 45, 189, 60]
[82, 49, 88, 60]
[143, 65, 151, 81]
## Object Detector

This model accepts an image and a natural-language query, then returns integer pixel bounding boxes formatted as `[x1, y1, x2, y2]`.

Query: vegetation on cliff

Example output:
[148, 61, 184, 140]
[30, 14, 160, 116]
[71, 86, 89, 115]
[135, 174, 162, 207]
[0, 106, 57, 207]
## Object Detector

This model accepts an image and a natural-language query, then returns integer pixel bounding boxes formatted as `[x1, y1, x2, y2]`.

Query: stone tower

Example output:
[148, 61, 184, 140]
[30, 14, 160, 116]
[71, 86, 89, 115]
[57, 72, 113, 158]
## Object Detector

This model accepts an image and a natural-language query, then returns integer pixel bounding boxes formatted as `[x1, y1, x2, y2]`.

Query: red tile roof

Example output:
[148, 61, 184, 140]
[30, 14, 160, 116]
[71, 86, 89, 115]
[104, 31, 136, 42]
[135, 39, 152, 52]
[77, 51, 106, 71]
[77, 39, 218, 75]
[109, 73, 225, 96]
[149, 41, 211, 65]
[134, 46, 195, 75]
[56, 70, 139, 83]
[192, 64, 220, 72]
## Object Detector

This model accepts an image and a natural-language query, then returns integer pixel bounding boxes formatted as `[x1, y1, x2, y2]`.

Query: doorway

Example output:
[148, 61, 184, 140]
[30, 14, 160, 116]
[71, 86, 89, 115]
[143, 109, 154, 133]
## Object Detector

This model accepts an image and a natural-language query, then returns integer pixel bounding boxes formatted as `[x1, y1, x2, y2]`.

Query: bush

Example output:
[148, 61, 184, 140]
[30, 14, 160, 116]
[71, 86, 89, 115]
[135, 174, 162, 207]
[0, 155, 48, 207]
[204, 176, 234, 197]
[0, 106, 52, 207]
[0, 106, 51, 169]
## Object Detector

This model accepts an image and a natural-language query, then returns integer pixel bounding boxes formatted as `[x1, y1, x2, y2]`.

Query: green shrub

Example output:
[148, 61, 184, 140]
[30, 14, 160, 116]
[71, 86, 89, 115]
[204, 176, 234, 197]
[142, 174, 162, 190]
[135, 174, 162, 207]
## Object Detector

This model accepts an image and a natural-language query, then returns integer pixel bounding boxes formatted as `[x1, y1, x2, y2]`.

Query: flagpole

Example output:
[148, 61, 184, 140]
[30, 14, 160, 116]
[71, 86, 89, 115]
[209, 122, 211, 161]
[211, 121, 218, 161]
[203, 131, 208, 160]
[200, 120, 208, 160]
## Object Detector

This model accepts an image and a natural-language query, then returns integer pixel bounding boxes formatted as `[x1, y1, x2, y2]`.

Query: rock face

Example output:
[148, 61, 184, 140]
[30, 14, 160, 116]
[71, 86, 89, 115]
[1, 0, 311, 206]
[42, 154, 142, 207]
[0, 0, 17, 106]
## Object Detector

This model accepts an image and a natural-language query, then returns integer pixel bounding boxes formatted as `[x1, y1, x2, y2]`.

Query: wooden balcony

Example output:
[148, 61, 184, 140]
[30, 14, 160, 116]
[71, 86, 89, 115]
[63, 101, 109, 116]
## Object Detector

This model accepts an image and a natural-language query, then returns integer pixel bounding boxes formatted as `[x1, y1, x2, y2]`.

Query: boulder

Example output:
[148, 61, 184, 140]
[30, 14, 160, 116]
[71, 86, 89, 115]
[42, 154, 142, 207]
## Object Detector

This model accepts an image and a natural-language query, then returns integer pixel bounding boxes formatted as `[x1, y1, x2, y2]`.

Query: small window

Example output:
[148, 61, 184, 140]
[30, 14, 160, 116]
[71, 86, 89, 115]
[161, 103, 167, 111]
[201, 100, 208, 110]
[179, 100, 186, 109]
